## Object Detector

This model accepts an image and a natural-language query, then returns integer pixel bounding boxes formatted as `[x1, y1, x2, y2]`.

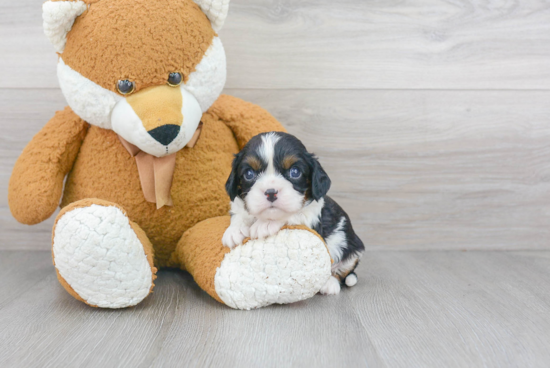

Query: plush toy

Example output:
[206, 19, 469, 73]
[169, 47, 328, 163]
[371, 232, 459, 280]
[8, 0, 331, 310]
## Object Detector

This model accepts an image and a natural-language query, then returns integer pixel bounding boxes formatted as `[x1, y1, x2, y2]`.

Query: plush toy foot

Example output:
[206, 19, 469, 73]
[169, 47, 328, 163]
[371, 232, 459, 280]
[52, 199, 157, 308]
[174, 217, 332, 310]
[217, 228, 332, 309]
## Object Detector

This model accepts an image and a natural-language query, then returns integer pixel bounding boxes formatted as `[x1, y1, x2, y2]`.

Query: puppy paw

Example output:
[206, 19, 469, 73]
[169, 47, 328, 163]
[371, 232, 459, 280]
[249, 220, 284, 239]
[320, 276, 341, 295]
[345, 273, 358, 287]
[222, 225, 250, 249]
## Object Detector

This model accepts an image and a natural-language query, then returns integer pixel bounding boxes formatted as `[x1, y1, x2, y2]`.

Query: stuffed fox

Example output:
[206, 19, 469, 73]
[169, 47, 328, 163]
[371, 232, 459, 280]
[8, 0, 331, 310]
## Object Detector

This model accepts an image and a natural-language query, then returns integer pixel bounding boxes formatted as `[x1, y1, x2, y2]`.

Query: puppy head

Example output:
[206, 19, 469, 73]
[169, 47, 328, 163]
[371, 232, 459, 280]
[226, 132, 331, 221]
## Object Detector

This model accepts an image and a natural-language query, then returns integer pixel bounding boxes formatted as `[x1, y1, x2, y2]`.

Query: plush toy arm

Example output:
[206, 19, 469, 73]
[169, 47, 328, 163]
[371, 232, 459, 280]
[209, 95, 287, 149]
[8, 107, 88, 225]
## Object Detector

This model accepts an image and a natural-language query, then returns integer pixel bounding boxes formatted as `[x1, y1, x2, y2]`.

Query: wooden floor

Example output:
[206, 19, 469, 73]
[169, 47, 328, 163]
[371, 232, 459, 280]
[1, 250, 550, 368]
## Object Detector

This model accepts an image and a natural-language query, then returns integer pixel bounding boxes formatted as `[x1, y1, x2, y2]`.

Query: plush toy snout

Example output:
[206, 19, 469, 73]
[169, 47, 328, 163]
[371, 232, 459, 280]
[111, 85, 202, 157]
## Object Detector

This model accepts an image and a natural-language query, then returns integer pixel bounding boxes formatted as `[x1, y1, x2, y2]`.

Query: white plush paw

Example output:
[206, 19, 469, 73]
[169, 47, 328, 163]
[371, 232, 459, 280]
[215, 228, 332, 310]
[320, 276, 341, 295]
[249, 220, 284, 239]
[53, 204, 153, 309]
[222, 225, 250, 249]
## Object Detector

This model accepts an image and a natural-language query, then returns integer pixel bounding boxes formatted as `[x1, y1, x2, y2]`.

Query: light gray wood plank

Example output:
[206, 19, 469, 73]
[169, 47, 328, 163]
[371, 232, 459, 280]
[0, 251, 53, 309]
[148, 279, 384, 368]
[2, 88, 550, 251]
[0, 0, 59, 89]
[1, 250, 550, 368]
[222, 0, 550, 89]
[1, 0, 550, 90]
[352, 250, 550, 367]
[229, 89, 550, 251]
[0, 252, 185, 368]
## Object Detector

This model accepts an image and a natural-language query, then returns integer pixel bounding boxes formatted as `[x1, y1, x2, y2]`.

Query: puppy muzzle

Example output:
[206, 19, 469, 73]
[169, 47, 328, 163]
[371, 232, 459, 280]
[111, 85, 202, 157]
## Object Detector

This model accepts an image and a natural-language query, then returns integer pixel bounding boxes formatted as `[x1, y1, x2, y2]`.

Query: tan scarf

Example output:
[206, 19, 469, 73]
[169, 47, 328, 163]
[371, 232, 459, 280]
[118, 122, 203, 209]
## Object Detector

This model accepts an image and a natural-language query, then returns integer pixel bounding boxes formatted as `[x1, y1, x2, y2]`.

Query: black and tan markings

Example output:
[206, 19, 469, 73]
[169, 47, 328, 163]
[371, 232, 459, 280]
[225, 132, 365, 287]
[226, 132, 330, 202]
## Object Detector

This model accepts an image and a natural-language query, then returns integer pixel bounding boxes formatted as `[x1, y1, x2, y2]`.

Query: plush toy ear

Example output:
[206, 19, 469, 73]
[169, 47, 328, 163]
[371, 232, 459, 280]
[43, 0, 88, 53]
[193, 0, 230, 32]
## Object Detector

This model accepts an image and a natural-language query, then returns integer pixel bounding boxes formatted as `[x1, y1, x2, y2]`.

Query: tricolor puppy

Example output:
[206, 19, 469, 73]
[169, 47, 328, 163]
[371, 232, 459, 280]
[223, 132, 365, 295]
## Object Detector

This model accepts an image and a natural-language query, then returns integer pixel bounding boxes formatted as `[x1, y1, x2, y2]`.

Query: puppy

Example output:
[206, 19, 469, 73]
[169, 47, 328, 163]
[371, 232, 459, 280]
[222, 132, 365, 295]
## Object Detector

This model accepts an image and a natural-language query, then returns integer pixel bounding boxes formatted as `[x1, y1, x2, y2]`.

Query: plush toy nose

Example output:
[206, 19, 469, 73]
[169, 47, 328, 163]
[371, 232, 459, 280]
[148, 125, 181, 146]
[111, 83, 203, 158]
[126, 85, 184, 133]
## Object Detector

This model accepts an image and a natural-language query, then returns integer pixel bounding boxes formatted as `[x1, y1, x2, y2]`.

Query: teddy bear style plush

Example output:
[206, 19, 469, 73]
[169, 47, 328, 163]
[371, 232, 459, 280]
[8, 0, 332, 310]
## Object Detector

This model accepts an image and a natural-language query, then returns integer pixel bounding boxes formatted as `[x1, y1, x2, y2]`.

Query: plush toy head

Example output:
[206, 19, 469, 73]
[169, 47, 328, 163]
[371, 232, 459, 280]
[43, 0, 228, 157]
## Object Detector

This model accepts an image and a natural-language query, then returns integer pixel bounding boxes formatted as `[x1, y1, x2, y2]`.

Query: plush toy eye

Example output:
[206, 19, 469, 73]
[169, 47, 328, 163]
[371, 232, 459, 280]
[117, 80, 135, 95]
[244, 169, 256, 181]
[167, 72, 183, 87]
[289, 167, 302, 179]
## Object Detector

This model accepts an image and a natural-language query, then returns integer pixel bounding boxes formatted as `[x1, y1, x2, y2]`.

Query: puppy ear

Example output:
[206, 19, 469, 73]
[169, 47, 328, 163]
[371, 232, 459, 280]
[225, 152, 243, 201]
[310, 155, 331, 201]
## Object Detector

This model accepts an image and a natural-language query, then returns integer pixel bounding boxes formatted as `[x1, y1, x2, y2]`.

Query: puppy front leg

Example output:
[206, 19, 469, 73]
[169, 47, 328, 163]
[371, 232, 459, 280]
[222, 198, 254, 249]
[222, 220, 250, 249]
[249, 219, 285, 240]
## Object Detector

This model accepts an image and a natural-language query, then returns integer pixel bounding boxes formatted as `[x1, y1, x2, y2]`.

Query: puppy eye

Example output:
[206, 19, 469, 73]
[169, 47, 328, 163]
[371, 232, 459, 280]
[117, 80, 135, 95]
[289, 167, 302, 179]
[243, 169, 256, 181]
[167, 72, 183, 87]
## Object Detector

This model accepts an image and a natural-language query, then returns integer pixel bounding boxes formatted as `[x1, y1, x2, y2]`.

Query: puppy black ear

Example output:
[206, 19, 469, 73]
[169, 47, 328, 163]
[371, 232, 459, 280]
[225, 152, 243, 201]
[310, 155, 331, 201]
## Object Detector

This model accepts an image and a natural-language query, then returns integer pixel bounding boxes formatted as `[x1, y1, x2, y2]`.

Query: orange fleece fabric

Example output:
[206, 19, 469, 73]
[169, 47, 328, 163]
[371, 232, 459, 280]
[10, 95, 286, 267]
[62, 0, 215, 93]
[170, 218, 329, 302]
[8, 107, 88, 225]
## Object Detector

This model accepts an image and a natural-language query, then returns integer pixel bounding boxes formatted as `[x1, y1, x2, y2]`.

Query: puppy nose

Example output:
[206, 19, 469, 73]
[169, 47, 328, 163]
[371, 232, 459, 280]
[148, 124, 181, 146]
[265, 188, 278, 202]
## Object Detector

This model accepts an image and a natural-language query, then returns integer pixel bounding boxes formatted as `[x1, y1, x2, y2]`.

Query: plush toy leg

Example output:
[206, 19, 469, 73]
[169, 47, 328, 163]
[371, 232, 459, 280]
[171, 216, 332, 310]
[52, 199, 157, 308]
